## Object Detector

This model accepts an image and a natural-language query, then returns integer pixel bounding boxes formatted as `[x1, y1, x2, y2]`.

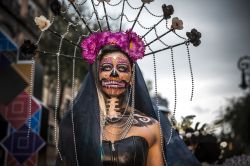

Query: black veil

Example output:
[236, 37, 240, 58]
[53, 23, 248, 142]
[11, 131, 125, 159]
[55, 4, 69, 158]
[57, 63, 200, 166]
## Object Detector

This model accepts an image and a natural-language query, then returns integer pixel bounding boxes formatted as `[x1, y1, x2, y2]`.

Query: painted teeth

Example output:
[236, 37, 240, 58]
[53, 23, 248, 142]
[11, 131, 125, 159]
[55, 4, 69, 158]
[102, 80, 125, 88]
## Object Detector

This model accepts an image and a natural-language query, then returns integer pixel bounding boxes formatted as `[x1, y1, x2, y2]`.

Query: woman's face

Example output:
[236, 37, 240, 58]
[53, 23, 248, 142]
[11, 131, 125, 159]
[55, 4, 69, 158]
[98, 52, 132, 97]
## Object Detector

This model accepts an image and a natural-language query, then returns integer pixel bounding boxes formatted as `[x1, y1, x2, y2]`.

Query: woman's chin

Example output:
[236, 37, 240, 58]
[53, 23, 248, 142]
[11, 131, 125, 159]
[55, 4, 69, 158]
[102, 87, 126, 97]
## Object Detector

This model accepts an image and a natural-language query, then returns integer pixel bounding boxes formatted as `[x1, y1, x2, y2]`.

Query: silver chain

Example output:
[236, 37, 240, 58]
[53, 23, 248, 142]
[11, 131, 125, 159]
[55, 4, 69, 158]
[98, 15, 106, 21]
[27, 58, 34, 138]
[54, 23, 71, 161]
[60, 15, 79, 30]
[104, 116, 134, 135]
[166, 48, 177, 146]
[154, 27, 169, 47]
[152, 48, 167, 166]
[108, 14, 122, 21]
[106, 113, 134, 128]
[85, 11, 96, 23]
[105, 87, 132, 123]
[103, 64, 135, 141]
[144, 38, 167, 165]
[55, 51, 62, 160]
[126, 0, 141, 10]
[107, 0, 123, 6]
[70, 37, 82, 166]
[137, 20, 155, 30]
[50, 16, 56, 25]
[144, 6, 163, 18]
[35, 32, 44, 45]
[123, 14, 136, 22]
[185, 42, 194, 101]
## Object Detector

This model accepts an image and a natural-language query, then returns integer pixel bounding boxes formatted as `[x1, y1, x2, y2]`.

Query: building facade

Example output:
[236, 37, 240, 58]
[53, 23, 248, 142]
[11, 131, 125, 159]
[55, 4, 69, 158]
[0, 1, 59, 165]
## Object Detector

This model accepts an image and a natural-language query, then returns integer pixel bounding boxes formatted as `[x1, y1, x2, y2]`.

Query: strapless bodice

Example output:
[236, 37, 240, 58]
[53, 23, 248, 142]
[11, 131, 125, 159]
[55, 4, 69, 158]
[102, 136, 149, 166]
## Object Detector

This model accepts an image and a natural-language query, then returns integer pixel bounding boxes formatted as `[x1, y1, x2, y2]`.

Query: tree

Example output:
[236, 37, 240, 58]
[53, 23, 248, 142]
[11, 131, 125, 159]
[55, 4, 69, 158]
[215, 93, 250, 153]
[176, 115, 221, 164]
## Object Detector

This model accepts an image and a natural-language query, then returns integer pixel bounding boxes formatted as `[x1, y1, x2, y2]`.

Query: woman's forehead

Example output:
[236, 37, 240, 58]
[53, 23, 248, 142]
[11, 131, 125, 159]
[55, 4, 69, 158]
[100, 52, 130, 63]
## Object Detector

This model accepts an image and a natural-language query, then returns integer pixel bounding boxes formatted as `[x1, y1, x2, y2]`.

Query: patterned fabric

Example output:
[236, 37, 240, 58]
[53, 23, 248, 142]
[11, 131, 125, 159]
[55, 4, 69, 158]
[1, 125, 45, 164]
[8, 108, 42, 134]
[0, 56, 28, 104]
[0, 91, 40, 129]
[27, 108, 42, 134]
[6, 152, 37, 166]
[1, 98, 43, 165]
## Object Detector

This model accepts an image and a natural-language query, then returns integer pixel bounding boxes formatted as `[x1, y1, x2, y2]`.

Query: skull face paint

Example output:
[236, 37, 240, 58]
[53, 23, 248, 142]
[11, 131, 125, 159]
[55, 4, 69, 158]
[99, 52, 132, 97]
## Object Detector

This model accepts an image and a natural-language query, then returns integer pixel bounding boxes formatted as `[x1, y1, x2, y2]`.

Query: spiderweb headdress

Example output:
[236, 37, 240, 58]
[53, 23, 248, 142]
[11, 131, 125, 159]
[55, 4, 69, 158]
[20, 0, 201, 165]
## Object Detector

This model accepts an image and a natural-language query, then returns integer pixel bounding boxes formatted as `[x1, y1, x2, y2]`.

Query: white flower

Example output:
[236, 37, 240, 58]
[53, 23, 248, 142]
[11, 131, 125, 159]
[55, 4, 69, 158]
[141, 0, 154, 4]
[194, 131, 199, 136]
[171, 17, 183, 30]
[185, 132, 192, 138]
[179, 130, 185, 136]
[220, 141, 227, 148]
[34, 15, 51, 31]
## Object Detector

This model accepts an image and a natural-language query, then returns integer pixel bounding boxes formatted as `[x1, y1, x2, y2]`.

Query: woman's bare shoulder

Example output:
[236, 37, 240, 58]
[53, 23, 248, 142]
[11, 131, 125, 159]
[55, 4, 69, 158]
[131, 110, 160, 147]
[132, 109, 158, 127]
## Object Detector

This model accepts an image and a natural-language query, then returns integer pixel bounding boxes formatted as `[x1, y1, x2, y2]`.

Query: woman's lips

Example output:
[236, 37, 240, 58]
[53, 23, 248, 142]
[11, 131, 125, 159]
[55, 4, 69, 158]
[101, 80, 126, 88]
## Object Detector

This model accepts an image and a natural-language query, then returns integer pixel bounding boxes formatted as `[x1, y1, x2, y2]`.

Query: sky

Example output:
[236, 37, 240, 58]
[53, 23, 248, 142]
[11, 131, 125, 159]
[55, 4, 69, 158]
[135, 0, 250, 124]
[67, 0, 250, 124]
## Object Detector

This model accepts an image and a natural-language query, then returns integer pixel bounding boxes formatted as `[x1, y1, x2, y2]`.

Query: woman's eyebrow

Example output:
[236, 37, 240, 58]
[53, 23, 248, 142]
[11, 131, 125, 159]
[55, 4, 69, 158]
[117, 57, 129, 64]
[100, 57, 113, 64]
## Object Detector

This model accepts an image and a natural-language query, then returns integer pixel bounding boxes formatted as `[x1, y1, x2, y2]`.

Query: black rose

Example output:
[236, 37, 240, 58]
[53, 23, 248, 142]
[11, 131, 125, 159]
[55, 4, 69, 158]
[50, 0, 61, 16]
[186, 29, 201, 47]
[20, 40, 37, 59]
[162, 4, 174, 20]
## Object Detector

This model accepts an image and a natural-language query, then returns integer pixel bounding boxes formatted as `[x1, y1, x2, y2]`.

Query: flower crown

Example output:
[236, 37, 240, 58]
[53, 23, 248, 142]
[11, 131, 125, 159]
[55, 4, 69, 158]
[81, 31, 145, 64]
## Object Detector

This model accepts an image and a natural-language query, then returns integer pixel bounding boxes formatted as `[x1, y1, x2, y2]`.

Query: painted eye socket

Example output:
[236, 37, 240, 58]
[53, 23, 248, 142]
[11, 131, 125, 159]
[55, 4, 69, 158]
[100, 64, 113, 71]
[117, 64, 129, 72]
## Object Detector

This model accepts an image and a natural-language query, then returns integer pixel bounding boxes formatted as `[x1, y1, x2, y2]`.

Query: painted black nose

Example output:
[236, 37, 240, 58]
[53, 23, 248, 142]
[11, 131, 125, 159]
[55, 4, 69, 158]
[110, 69, 119, 77]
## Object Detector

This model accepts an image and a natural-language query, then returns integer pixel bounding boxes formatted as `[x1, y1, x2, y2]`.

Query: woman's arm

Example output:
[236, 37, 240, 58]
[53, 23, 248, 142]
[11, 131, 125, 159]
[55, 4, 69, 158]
[146, 122, 164, 166]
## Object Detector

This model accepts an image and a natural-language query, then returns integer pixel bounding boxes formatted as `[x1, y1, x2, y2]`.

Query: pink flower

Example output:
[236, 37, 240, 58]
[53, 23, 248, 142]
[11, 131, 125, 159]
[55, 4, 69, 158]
[126, 31, 145, 61]
[81, 31, 145, 64]
[81, 34, 100, 64]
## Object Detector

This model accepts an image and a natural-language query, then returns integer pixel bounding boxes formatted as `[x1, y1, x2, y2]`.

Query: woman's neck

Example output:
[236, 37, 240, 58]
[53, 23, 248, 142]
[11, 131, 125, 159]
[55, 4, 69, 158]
[105, 96, 126, 117]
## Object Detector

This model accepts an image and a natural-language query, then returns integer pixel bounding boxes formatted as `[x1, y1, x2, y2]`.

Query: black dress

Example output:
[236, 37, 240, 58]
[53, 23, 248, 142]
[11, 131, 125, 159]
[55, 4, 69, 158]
[57, 64, 201, 165]
[102, 136, 149, 166]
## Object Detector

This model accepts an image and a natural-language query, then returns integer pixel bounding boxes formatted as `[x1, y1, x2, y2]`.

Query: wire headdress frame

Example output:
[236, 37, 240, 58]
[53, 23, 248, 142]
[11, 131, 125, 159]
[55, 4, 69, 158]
[22, 0, 202, 165]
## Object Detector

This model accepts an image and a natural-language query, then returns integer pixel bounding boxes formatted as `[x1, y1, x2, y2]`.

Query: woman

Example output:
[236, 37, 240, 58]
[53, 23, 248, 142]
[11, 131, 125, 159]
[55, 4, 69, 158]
[57, 31, 200, 166]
